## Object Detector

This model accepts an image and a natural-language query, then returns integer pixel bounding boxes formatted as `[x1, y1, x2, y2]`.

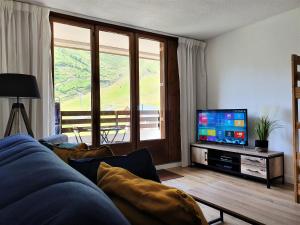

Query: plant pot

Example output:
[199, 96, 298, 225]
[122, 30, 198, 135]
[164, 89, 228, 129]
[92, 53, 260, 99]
[255, 140, 268, 152]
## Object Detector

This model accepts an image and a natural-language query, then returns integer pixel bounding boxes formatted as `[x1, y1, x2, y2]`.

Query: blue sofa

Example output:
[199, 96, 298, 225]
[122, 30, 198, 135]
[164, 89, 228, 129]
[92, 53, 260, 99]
[0, 135, 130, 225]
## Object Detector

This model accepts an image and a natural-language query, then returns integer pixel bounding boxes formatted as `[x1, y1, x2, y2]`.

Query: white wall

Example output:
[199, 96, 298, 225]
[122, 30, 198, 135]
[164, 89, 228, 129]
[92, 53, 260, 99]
[206, 7, 300, 183]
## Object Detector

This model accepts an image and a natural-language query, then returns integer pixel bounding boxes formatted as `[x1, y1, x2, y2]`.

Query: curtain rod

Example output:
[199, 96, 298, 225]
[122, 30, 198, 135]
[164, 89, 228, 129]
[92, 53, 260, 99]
[15, 0, 205, 43]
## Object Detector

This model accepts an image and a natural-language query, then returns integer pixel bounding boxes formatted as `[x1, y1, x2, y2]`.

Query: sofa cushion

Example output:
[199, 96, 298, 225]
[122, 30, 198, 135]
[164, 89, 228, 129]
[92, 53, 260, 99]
[69, 148, 160, 184]
[98, 162, 208, 225]
[0, 135, 130, 225]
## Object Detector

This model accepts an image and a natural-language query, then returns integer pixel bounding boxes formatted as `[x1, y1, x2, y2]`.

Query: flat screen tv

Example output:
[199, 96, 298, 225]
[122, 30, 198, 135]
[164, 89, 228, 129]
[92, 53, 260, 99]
[197, 109, 248, 146]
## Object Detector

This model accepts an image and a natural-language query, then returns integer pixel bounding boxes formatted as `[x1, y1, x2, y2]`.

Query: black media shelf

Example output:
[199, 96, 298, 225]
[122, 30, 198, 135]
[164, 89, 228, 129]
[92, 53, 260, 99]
[190, 143, 284, 188]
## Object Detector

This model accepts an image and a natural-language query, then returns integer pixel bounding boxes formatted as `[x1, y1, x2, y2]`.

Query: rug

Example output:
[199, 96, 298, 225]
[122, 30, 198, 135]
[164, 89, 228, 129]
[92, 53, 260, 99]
[157, 169, 184, 181]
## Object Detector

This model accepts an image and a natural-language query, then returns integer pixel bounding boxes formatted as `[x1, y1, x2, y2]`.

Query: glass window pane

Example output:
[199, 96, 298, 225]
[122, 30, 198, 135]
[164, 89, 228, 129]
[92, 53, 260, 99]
[99, 31, 131, 144]
[53, 22, 92, 144]
[139, 38, 165, 140]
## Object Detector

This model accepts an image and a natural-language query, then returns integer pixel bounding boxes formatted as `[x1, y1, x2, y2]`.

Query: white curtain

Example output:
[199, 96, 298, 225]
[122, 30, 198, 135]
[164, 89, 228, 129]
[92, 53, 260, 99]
[177, 37, 207, 167]
[0, 0, 53, 138]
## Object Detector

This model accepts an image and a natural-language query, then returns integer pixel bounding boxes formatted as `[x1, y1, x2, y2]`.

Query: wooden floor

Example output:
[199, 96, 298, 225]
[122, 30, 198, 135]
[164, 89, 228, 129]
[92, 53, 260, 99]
[163, 167, 300, 225]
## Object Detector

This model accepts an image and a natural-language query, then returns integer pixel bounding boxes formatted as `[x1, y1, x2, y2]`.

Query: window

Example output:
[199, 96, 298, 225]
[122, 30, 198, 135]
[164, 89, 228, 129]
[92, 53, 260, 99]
[52, 21, 167, 145]
[138, 38, 165, 140]
[50, 13, 180, 165]
[99, 30, 131, 143]
[53, 22, 92, 144]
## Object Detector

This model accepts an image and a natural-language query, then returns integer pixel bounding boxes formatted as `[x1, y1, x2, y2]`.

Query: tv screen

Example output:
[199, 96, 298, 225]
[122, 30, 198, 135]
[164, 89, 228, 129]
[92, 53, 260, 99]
[197, 109, 248, 146]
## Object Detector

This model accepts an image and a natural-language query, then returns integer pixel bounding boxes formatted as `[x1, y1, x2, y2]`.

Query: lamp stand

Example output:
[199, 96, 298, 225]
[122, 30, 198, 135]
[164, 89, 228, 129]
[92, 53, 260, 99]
[4, 99, 34, 137]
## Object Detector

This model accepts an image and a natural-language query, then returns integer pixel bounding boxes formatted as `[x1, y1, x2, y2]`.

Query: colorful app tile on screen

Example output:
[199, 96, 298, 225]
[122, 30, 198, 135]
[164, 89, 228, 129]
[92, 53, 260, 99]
[225, 113, 234, 120]
[225, 131, 234, 137]
[199, 113, 208, 125]
[207, 136, 216, 142]
[225, 120, 234, 126]
[207, 129, 216, 136]
[234, 120, 245, 127]
[217, 130, 224, 139]
[200, 136, 207, 141]
[234, 113, 245, 120]
[234, 131, 245, 139]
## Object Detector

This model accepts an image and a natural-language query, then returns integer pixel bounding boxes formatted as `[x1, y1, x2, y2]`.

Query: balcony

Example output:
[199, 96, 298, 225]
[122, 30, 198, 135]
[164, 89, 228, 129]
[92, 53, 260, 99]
[57, 110, 161, 144]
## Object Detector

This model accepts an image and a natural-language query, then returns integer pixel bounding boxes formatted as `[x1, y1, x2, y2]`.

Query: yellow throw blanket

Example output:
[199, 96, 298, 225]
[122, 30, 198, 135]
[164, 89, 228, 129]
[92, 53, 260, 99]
[97, 162, 208, 225]
[53, 145, 113, 163]
[109, 195, 167, 225]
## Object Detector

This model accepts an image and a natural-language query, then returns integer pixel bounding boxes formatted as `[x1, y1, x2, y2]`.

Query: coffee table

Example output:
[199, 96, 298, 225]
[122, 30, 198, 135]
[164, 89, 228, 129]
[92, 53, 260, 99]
[164, 181, 264, 225]
[191, 192, 263, 225]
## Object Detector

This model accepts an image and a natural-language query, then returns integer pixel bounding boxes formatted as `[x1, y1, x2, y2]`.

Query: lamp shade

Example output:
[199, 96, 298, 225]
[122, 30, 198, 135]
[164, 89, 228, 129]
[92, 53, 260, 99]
[0, 73, 40, 98]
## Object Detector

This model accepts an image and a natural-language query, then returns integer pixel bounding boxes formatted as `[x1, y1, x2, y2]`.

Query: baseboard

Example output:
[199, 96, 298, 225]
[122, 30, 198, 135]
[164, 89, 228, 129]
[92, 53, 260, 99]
[155, 162, 181, 170]
[284, 175, 293, 185]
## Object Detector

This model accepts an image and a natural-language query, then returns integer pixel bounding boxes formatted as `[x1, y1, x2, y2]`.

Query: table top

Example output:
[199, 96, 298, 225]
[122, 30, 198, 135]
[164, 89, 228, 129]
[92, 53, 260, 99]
[75, 126, 123, 132]
[100, 126, 122, 132]
[163, 167, 300, 225]
[191, 143, 284, 158]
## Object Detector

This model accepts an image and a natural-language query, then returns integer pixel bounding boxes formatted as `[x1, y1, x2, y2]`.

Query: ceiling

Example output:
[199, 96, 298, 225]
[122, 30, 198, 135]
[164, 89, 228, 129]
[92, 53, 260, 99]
[23, 0, 300, 40]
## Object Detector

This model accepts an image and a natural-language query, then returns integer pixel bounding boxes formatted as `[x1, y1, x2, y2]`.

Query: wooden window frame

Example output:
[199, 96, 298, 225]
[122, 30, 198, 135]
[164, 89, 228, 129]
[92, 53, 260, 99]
[96, 26, 136, 150]
[50, 12, 181, 164]
[136, 34, 168, 142]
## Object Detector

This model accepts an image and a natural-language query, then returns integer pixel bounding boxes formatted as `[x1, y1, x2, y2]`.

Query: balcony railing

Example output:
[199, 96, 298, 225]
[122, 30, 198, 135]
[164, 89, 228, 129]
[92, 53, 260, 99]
[56, 110, 160, 143]
[59, 110, 160, 133]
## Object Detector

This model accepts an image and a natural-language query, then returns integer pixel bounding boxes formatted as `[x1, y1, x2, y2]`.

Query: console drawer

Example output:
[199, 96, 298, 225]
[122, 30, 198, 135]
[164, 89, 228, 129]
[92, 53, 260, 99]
[191, 147, 208, 165]
[241, 155, 266, 167]
[241, 164, 266, 178]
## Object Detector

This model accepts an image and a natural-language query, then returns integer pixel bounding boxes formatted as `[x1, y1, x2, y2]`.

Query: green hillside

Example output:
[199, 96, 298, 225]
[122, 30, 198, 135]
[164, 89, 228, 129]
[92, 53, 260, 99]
[54, 47, 161, 111]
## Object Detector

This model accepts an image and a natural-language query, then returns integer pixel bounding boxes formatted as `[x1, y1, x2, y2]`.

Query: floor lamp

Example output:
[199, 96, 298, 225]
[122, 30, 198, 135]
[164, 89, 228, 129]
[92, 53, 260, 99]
[0, 74, 40, 137]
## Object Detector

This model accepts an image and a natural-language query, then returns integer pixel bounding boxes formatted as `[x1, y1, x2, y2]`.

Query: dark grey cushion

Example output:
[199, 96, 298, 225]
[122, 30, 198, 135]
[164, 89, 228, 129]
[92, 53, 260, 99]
[69, 148, 160, 184]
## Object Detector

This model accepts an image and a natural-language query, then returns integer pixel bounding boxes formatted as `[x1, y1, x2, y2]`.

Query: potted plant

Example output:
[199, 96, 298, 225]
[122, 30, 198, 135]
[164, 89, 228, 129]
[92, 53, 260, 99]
[255, 116, 281, 152]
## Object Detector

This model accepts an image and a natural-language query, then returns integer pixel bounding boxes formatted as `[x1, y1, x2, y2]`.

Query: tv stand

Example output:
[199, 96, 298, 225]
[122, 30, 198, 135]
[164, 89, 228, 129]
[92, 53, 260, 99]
[190, 143, 284, 188]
